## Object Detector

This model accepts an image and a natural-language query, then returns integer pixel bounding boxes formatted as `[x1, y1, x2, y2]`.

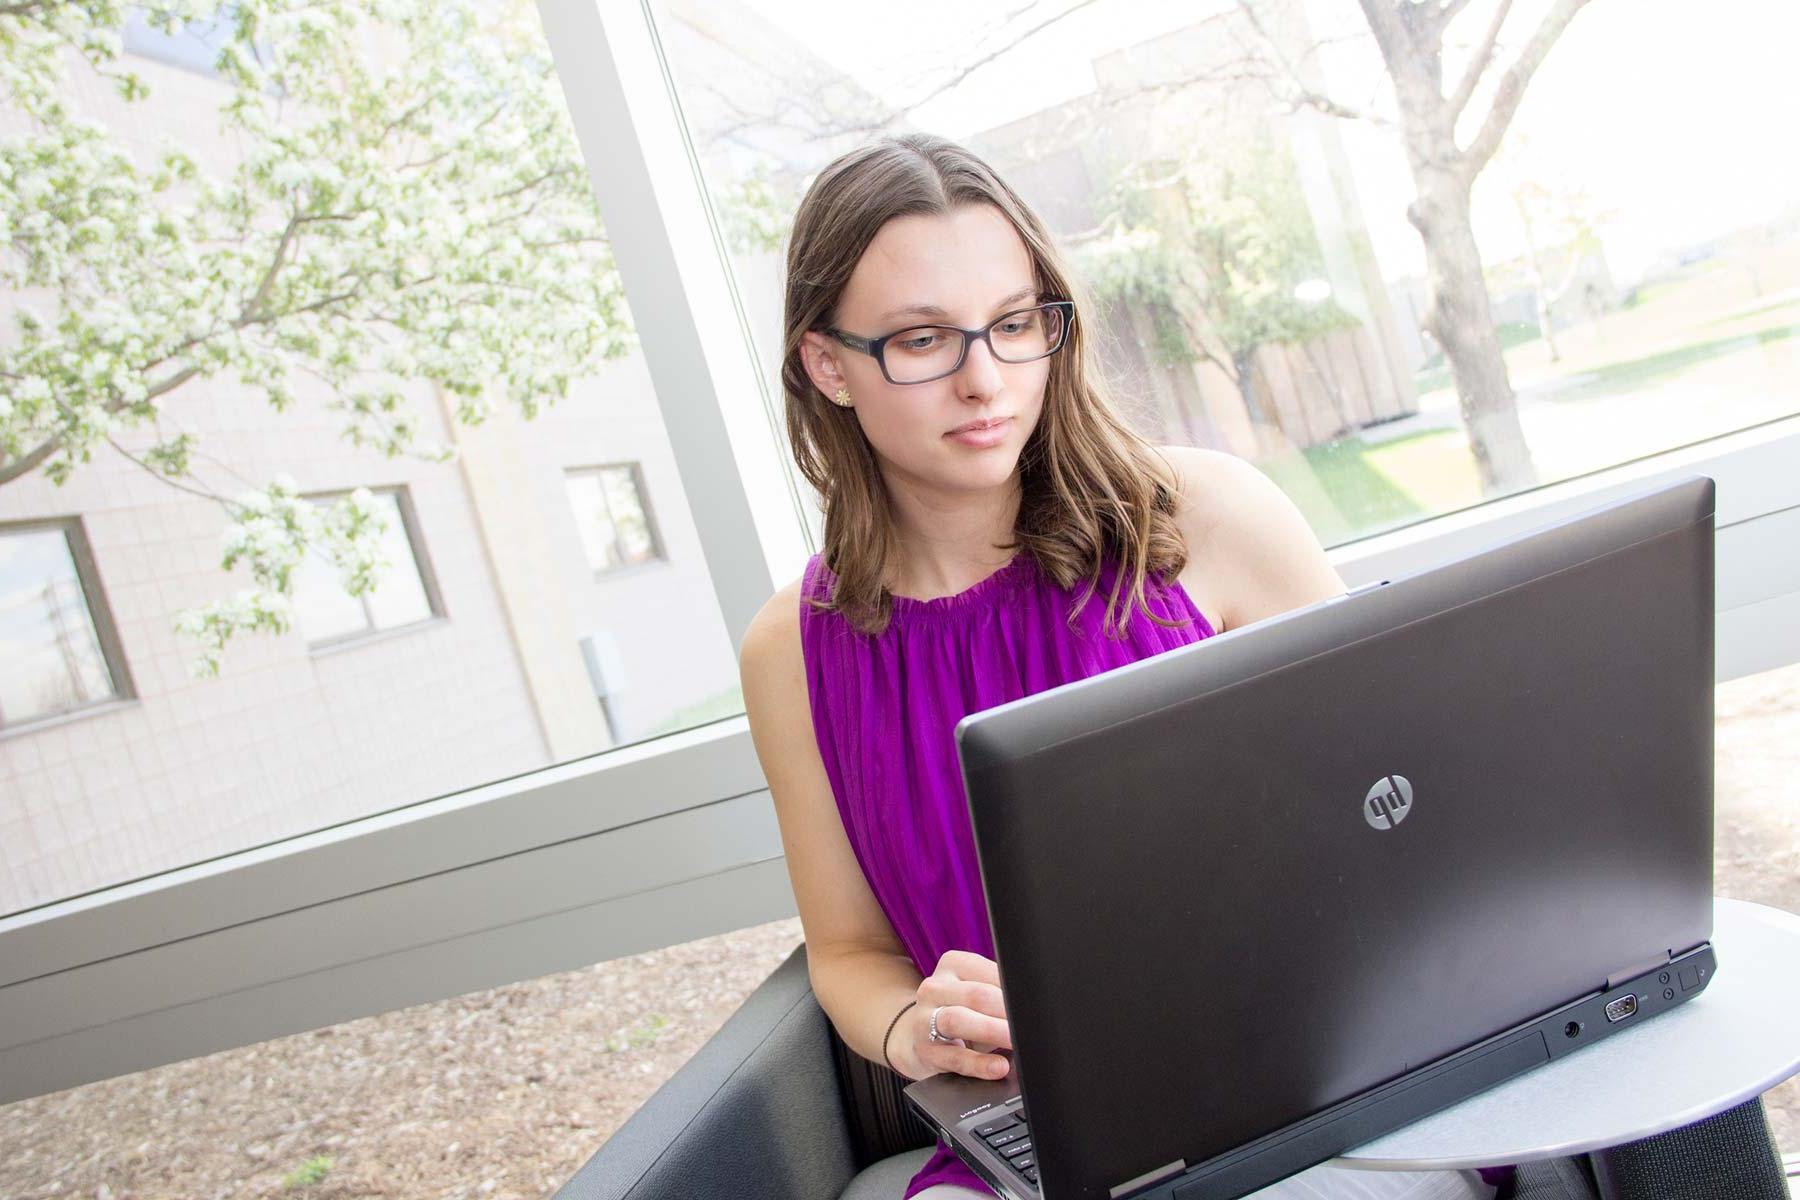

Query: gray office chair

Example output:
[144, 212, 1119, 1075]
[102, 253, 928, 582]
[553, 942, 1791, 1200]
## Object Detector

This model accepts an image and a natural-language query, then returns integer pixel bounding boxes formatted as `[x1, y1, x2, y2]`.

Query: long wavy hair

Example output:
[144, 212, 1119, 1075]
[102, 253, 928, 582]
[782, 132, 1192, 638]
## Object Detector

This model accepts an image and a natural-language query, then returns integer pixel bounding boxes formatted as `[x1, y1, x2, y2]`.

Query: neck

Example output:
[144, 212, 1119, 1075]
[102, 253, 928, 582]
[881, 472, 1023, 601]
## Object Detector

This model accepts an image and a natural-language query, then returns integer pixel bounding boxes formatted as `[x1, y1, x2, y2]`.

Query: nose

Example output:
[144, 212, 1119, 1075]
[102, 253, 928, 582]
[955, 331, 1004, 400]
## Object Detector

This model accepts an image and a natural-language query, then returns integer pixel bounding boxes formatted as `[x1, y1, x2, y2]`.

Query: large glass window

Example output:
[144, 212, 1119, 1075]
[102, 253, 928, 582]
[0, 0, 742, 916]
[0, 522, 129, 731]
[650, 0, 1800, 546]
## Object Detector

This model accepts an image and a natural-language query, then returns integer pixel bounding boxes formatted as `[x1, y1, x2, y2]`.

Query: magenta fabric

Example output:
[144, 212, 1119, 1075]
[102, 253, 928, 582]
[799, 549, 1214, 1198]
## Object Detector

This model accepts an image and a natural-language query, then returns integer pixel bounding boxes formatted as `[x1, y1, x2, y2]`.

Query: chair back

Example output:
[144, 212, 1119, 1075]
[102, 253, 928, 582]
[826, 1021, 939, 1168]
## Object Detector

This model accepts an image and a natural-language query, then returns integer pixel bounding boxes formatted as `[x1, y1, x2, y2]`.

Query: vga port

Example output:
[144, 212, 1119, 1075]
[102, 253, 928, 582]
[1605, 994, 1639, 1023]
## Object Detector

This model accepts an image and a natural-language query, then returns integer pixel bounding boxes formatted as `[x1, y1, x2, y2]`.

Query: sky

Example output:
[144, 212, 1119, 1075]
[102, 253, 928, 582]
[733, 0, 1800, 284]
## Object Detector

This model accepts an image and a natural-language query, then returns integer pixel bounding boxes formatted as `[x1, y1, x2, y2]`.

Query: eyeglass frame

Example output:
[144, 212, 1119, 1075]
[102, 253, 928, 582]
[822, 299, 1075, 386]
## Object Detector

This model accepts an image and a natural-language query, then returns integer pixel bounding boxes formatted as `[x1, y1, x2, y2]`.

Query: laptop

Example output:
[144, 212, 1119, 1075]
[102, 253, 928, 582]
[903, 474, 1718, 1200]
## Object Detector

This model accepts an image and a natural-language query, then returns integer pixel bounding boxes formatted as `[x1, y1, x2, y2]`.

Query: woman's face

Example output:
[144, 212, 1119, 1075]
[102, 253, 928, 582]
[801, 202, 1052, 500]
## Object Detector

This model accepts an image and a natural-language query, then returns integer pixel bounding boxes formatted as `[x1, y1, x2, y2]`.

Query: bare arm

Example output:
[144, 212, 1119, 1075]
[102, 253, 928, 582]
[738, 582, 1011, 1081]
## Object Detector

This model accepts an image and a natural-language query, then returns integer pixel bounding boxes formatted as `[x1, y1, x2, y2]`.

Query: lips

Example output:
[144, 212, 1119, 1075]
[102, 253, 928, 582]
[948, 417, 1010, 435]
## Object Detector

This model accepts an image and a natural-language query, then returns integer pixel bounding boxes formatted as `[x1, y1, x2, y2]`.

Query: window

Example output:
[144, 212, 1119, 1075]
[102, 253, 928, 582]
[0, 0, 745, 920]
[290, 489, 440, 648]
[120, 5, 241, 78]
[565, 464, 664, 574]
[650, 0, 1800, 549]
[0, 522, 130, 732]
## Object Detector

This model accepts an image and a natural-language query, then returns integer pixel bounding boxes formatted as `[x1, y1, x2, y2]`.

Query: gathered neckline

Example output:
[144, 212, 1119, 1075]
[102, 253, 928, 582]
[813, 552, 1036, 621]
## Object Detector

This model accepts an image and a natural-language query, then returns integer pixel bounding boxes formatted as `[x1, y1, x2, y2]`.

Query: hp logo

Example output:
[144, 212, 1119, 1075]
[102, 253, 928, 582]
[1364, 776, 1414, 830]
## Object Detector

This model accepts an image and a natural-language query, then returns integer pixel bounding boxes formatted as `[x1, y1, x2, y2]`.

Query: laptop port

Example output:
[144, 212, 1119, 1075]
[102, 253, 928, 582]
[1605, 994, 1639, 1023]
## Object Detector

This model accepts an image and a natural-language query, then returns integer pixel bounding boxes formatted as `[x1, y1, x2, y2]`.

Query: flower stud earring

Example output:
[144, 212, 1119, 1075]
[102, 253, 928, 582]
[831, 387, 854, 408]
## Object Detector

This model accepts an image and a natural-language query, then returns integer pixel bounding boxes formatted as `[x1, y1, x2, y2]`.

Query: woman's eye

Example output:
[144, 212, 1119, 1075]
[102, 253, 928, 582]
[897, 333, 941, 352]
[996, 320, 1030, 335]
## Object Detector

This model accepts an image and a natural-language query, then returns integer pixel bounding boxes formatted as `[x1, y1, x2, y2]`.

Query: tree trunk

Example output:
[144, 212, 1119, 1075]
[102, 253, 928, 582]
[1232, 348, 1274, 431]
[1409, 170, 1537, 495]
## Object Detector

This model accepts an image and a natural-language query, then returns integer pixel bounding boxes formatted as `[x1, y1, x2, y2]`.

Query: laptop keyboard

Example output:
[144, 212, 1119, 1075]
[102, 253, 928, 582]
[972, 1105, 1039, 1191]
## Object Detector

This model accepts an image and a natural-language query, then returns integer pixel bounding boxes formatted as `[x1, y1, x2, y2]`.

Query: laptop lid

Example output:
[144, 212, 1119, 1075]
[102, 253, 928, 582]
[943, 475, 1715, 1200]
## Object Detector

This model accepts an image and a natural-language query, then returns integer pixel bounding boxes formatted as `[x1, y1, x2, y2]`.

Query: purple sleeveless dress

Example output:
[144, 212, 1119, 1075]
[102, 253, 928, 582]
[799, 549, 1215, 1198]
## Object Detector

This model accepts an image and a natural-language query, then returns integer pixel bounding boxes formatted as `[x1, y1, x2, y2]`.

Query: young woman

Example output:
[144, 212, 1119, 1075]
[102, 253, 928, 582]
[737, 133, 1497, 1200]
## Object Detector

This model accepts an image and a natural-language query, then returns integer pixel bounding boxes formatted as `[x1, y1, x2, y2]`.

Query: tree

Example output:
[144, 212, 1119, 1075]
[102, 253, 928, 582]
[0, 0, 632, 673]
[1070, 137, 1359, 429]
[1494, 133, 1612, 362]
[1239, 0, 1595, 491]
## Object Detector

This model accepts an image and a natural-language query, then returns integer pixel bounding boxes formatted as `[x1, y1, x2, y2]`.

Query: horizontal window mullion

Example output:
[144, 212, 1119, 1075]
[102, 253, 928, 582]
[0, 789, 781, 1052]
[0, 720, 761, 987]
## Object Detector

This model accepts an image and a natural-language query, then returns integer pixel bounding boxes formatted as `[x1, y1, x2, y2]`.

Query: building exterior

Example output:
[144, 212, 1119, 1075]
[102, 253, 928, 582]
[0, 19, 744, 915]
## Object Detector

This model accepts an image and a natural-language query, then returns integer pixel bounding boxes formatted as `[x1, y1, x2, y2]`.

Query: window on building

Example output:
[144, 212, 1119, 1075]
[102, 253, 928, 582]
[0, 522, 130, 731]
[290, 489, 439, 647]
[564, 464, 664, 574]
[120, 5, 242, 78]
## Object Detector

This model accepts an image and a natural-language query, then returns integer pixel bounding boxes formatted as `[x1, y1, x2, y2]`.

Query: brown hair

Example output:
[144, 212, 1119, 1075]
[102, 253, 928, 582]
[782, 132, 1191, 638]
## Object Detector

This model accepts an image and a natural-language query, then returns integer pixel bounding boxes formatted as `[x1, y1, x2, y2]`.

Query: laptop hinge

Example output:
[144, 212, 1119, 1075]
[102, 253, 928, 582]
[1606, 949, 1672, 990]
[1110, 1159, 1188, 1199]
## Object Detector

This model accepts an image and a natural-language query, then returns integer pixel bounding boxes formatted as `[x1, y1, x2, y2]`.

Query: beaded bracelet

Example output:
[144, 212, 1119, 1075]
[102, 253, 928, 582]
[883, 999, 918, 1076]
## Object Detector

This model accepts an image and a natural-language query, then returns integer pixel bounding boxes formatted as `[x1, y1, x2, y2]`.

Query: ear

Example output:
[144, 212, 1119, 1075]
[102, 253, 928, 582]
[799, 330, 851, 402]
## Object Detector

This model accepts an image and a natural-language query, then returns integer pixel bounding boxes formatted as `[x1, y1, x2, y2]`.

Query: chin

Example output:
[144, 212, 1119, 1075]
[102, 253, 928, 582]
[941, 449, 1022, 490]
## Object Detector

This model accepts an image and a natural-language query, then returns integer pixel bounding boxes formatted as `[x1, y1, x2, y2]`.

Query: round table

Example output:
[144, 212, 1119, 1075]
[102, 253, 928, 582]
[1330, 897, 1800, 1173]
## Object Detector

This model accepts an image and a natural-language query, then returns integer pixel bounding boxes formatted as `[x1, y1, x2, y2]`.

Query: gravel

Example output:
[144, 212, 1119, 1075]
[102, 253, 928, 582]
[1, 664, 1794, 1197]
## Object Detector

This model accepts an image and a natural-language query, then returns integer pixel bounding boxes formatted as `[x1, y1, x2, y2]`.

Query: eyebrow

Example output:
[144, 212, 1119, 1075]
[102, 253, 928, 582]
[878, 286, 1038, 323]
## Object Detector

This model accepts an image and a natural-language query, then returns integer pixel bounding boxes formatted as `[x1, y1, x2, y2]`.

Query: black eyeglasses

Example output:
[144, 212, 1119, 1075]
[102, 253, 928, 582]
[824, 300, 1074, 385]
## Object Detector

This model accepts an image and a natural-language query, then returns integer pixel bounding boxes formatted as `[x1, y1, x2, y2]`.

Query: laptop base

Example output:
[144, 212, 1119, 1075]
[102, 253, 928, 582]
[908, 946, 1716, 1200]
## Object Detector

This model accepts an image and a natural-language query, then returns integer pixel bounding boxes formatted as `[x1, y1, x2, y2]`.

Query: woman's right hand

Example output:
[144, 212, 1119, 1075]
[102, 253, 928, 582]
[894, 949, 1014, 1082]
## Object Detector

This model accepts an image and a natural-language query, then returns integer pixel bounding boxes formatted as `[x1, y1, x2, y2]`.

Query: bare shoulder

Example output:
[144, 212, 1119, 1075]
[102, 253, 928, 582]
[740, 576, 805, 673]
[1152, 444, 1345, 631]
[739, 575, 810, 724]
[1152, 444, 1280, 534]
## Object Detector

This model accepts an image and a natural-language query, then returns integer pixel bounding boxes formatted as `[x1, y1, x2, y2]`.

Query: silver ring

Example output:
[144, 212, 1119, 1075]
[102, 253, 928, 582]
[928, 1004, 955, 1044]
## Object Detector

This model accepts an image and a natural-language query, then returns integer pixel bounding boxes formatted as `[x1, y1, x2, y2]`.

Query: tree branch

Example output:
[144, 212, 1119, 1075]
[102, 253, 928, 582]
[0, 436, 60, 486]
[895, 0, 1106, 122]
[104, 435, 230, 503]
[143, 364, 203, 404]
[489, 164, 577, 203]
[1437, 0, 1479, 29]
[1446, 0, 1514, 122]
[1460, 0, 1590, 182]
[1237, 1, 1371, 122]
[240, 214, 301, 324]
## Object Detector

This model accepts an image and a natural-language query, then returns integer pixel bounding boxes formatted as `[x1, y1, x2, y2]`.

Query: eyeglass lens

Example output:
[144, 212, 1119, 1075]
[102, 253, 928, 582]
[883, 305, 1066, 383]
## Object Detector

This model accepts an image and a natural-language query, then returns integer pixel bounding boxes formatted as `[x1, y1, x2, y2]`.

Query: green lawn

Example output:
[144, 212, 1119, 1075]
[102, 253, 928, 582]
[1257, 429, 1479, 546]
[1538, 322, 1799, 405]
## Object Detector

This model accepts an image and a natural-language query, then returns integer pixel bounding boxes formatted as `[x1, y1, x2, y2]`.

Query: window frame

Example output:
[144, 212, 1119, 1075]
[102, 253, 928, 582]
[293, 485, 446, 653]
[1, 0, 1796, 1107]
[0, 516, 137, 738]
[564, 461, 668, 577]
